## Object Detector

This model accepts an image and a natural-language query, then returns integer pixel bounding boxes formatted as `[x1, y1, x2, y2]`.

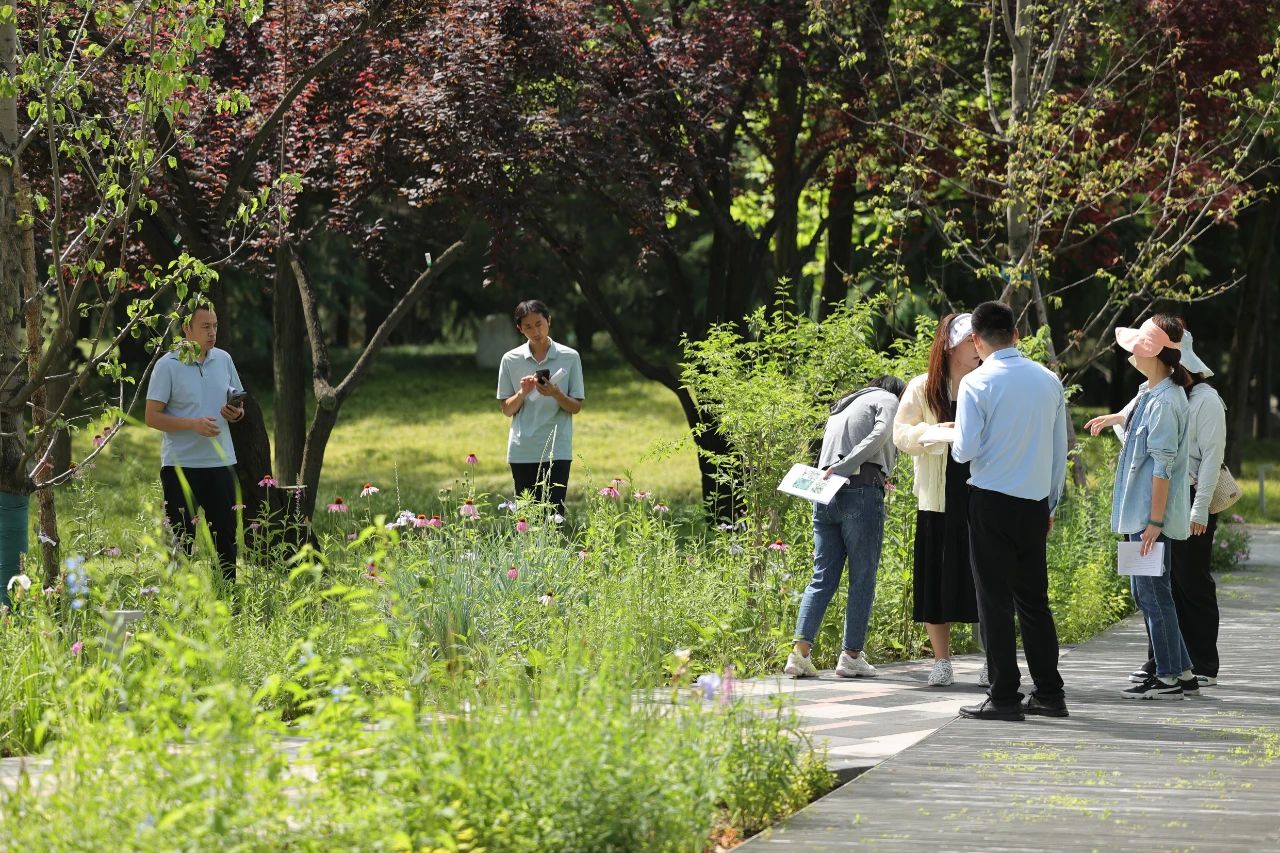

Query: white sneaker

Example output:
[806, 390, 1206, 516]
[835, 651, 877, 678]
[784, 652, 819, 678]
[927, 658, 954, 686]
[977, 662, 990, 687]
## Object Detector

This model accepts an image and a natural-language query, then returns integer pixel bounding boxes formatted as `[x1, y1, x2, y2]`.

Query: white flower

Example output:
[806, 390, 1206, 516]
[6, 574, 31, 594]
[38, 531, 57, 546]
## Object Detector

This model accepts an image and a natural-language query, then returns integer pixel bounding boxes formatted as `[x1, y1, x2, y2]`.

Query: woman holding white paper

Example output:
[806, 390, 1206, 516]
[1087, 330, 1226, 687]
[784, 376, 905, 679]
[1086, 316, 1194, 700]
[893, 313, 983, 687]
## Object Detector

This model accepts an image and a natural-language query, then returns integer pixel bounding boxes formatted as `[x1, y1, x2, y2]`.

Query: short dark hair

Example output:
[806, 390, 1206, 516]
[971, 301, 1016, 347]
[183, 300, 214, 326]
[867, 375, 907, 399]
[514, 300, 551, 325]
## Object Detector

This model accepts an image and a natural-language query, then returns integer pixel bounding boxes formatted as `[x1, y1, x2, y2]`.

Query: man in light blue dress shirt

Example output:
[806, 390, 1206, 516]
[951, 301, 1069, 721]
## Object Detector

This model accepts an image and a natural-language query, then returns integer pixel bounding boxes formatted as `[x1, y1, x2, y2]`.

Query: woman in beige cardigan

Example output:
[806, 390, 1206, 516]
[893, 313, 985, 687]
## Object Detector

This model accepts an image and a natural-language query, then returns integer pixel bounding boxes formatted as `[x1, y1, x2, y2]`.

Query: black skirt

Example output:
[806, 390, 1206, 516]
[912, 451, 980, 624]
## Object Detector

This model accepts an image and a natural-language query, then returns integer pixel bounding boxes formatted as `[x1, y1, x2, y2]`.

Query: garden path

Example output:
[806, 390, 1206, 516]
[740, 525, 1280, 851]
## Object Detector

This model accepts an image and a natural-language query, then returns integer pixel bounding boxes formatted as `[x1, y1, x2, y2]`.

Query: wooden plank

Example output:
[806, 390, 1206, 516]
[745, 528, 1280, 851]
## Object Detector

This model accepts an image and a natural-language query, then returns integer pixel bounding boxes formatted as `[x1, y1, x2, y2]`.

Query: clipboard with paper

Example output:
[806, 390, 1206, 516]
[1116, 541, 1166, 576]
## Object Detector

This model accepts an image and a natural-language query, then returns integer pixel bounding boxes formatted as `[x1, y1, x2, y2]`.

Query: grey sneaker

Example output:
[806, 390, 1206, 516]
[835, 651, 877, 678]
[977, 662, 990, 687]
[784, 651, 819, 678]
[927, 658, 954, 686]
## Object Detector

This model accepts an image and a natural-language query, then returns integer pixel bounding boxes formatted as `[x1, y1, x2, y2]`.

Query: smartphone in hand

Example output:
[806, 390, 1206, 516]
[226, 387, 248, 407]
[534, 368, 551, 386]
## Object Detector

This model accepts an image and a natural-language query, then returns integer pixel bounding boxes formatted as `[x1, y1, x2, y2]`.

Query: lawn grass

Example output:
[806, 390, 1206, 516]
[78, 347, 703, 527]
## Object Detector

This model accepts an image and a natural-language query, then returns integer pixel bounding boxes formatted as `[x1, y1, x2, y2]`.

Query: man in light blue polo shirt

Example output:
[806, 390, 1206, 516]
[952, 300, 1069, 722]
[496, 300, 584, 514]
[145, 305, 245, 581]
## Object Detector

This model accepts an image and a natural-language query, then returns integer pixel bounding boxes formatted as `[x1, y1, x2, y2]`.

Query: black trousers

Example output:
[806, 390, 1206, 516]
[509, 460, 571, 515]
[1144, 487, 1220, 677]
[968, 488, 1064, 706]
[161, 465, 239, 582]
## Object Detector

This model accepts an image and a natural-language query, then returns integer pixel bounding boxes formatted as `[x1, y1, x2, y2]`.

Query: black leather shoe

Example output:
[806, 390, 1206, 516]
[1023, 694, 1069, 717]
[959, 698, 1025, 721]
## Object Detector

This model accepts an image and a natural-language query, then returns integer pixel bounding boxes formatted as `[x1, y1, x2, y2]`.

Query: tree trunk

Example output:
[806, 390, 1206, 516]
[820, 168, 856, 317]
[273, 243, 307, 485]
[772, 17, 805, 310]
[1257, 282, 1272, 440]
[1225, 197, 1280, 471]
[0, 20, 31, 600]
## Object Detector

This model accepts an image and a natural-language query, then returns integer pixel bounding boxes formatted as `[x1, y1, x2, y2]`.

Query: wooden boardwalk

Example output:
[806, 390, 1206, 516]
[745, 527, 1280, 852]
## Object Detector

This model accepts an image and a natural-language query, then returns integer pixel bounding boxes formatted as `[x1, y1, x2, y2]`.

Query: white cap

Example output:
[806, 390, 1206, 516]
[947, 313, 973, 349]
[1179, 330, 1213, 378]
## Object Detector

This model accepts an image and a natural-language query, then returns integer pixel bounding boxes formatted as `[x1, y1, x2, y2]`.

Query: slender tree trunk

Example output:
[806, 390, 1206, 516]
[19, 179, 60, 585]
[1225, 197, 1279, 471]
[272, 243, 307, 484]
[773, 18, 805, 309]
[1257, 283, 1272, 439]
[821, 168, 856, 317]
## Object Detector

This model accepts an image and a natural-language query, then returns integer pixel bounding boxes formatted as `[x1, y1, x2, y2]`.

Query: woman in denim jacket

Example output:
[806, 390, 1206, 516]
[1087, 316, 1195, 699]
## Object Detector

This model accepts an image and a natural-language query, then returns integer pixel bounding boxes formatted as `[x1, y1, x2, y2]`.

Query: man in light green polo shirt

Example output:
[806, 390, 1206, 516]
[496, 300, 585, 514]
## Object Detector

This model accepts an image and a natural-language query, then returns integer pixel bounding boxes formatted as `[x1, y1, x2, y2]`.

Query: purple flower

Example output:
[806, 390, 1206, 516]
[70, 640, 83, 655]
[515, 518, 530, 534]
[768, 539, 789, 551]
[258, 475, 278, 488]
[507, 566, 519, 580]
[1231, 513, 1246, 524]
[360, 483, 380, 498]
[103, 546, 122, 557]
[92, 434, 105, 448]
[653, 501, 670, 513]
[459, 499, 480, 519]
[499, 500, 517, 512]
[427, 515, 445, 528]
[465, 453, 478, 465]
[695, 672, 722, 701]
[231, 503, 246, 511]
[327, 497, 349, 513]
[598, 485, 620, 498]
[633, 490, 652, 500]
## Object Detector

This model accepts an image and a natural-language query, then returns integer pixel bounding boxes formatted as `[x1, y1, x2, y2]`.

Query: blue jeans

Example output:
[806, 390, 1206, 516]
[1127, 533, 1192, 678]
[793, 485, 885, 651]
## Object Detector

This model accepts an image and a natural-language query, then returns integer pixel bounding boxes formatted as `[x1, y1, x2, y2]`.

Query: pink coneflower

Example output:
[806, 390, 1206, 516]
[507, 566, 519, 580]
[248, 521, 261, 531]
[577, 549, 589, 561]
[70, 640, 83, 655]
[598, 485, 620, 498]
[92, 434, 105, 448]
[104, 546, 122, 557]
[885, 481, 897, 492]
[363, 562, 382, 582]
[459, 499, 480, 519]
[360, 483, 380, 498]
[231, 503, 246, 511]
[427, 514, 445, 529]
[327, 497, 349, 513]
[515, 518, 530, 534]
[633, 490, 652, 500]
[465, 453, 478, 465]
[538, 592, 556, 606]
[768, 539, 789, 551]
[347, 532, 358, 541]
[259, 475, 278, 488]
[654, 501, 670, 513]
[413, 513, 430, 528]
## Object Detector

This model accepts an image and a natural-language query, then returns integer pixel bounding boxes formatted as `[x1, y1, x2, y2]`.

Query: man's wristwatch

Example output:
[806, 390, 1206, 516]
[1147, 518, 1164, 528]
